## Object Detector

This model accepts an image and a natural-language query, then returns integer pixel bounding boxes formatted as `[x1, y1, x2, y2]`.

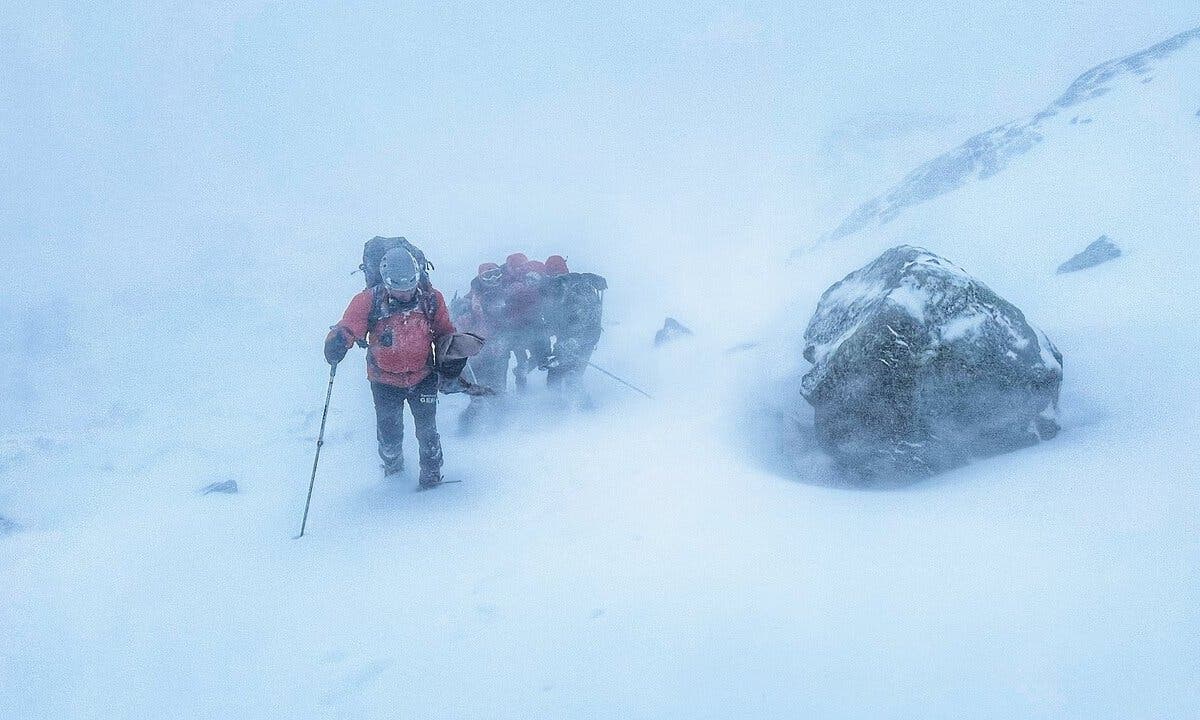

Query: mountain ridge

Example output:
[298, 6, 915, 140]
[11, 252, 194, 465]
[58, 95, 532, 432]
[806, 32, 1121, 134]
[829, 26, 1200, 241]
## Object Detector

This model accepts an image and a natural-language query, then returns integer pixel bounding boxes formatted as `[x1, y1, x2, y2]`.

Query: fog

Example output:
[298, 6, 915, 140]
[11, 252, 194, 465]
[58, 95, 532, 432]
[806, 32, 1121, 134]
[5, 2, 1195, 274]
[3, 4, 1199, 718]
[4, 1, 1193, 432]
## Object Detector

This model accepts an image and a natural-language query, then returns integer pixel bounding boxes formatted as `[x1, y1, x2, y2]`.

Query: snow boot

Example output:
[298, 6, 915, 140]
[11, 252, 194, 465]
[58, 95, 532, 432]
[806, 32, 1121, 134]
[418, 467, 443, 489]
[383, 458, 404, 477]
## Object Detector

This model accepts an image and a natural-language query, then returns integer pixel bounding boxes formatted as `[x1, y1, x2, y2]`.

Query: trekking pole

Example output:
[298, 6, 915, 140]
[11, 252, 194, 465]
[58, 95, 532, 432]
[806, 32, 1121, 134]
[586, 361, 653, 399]
[297, 363, 337, 538]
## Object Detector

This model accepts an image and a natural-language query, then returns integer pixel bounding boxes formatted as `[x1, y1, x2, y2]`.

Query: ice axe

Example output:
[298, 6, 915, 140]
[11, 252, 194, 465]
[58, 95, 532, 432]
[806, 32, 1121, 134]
[297, 363, 337, 538]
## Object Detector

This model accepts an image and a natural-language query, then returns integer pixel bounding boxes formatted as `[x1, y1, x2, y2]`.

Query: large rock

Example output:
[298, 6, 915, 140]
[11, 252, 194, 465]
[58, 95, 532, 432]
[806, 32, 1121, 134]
[801, 246, 1063, 478]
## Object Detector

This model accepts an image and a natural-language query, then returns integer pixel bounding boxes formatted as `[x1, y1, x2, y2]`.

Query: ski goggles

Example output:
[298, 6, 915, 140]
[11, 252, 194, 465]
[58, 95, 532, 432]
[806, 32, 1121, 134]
[382, 272, 420, 291]
[479, 267, 503, 282]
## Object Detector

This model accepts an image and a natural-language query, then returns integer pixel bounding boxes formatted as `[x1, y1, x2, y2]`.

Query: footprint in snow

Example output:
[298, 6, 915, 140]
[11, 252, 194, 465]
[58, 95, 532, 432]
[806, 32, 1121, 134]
[319, 657, 396, 706]
[0, 516, 21, 536]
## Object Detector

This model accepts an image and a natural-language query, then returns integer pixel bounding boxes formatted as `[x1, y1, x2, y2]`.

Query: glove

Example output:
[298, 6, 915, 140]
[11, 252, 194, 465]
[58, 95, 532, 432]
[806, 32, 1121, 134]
[324, 328, 350, 365]
[538, 355, 559, 370]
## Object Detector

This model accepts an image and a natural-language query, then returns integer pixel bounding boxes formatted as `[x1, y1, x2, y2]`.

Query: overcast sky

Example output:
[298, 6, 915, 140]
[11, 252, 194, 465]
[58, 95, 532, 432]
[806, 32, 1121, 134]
[2, 2, 1197, 294]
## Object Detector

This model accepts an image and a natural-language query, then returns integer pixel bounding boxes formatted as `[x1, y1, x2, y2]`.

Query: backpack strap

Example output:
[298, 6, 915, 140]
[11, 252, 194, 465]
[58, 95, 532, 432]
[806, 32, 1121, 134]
[366, 285, 439, 333]
[367, 285, 387, 330]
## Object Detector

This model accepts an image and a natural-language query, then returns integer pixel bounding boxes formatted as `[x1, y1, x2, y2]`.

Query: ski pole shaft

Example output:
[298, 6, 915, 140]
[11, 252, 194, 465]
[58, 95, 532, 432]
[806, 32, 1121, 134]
[298, 363, 337, 538]
[586, 361, 653, 399]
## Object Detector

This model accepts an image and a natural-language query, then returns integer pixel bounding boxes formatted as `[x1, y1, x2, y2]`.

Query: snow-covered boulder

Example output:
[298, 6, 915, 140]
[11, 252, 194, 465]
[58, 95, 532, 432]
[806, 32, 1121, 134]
[801, 246, 1063, 478]
[1056, 235, 1121, 273]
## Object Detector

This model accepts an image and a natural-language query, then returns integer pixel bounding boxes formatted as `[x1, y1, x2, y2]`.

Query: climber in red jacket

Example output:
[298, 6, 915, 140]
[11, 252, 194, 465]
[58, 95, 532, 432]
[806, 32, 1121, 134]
[324, 248, 456, 488]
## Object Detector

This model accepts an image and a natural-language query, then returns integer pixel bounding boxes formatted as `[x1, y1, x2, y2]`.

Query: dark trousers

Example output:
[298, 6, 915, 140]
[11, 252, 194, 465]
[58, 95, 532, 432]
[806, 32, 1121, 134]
[370, 374, 442, 471]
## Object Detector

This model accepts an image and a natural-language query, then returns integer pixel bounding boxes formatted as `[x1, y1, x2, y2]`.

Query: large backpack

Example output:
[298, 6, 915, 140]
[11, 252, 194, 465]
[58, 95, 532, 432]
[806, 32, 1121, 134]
[360, 236, 434, 291]
[546, 272, 607, 342]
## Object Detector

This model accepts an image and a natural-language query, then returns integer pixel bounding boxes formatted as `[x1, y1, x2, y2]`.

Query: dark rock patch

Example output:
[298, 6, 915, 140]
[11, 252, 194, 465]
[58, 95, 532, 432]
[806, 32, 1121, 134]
[654, 317, 693, 347]
[201, 479, 239, 495]
[1056, 236, 1121, 274]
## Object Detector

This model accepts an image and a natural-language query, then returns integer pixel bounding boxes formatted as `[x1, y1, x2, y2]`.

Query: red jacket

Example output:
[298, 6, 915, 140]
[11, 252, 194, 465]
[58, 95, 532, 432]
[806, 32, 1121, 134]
[501, 277, 543, 329]
[331, 287, 456, 388]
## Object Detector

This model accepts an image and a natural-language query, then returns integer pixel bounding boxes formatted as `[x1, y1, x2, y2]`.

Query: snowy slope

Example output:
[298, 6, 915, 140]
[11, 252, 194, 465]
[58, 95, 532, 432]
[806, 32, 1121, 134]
[4, 22, 1200, 720]
[829, 26, 1200, 240]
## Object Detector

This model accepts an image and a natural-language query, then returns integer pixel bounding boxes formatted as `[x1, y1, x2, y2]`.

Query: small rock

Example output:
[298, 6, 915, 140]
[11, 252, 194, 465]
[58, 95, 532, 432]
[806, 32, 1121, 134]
[201, 479, 239, 495]
[1056, 235, 1121, 274]
[725, 341, 759, 354]
[654, 317, 693, 347]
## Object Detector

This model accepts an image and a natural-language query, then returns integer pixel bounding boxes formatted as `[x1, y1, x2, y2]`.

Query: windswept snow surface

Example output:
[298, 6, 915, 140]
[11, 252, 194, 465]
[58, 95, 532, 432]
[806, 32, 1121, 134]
[4, 6, 1200, 720]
